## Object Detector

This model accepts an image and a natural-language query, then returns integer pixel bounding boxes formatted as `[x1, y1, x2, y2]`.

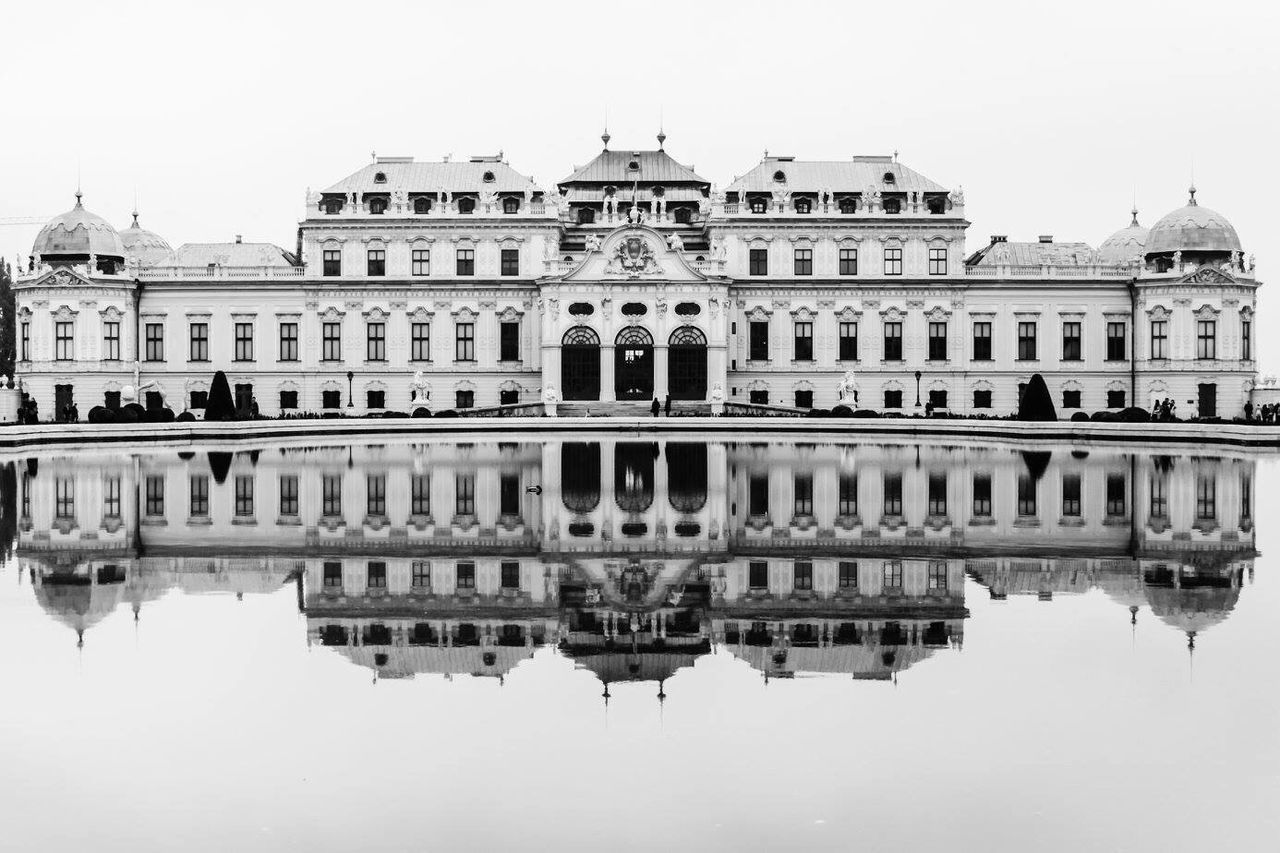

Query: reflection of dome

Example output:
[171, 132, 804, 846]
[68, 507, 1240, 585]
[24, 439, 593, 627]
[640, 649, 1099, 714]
[1145, 188, 1242, 256]
[32, 570, 128, 642]
[32, 193, 126, 261]
[119, 211, 172, 265]
[1098, 208, 1148, 263]
[1145, 584, 1240, 635]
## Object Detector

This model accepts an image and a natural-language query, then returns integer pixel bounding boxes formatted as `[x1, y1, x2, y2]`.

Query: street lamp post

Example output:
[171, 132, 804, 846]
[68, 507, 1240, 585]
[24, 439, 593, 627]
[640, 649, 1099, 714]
[914, 370, 922, 408]
[347, 370, 354, 409]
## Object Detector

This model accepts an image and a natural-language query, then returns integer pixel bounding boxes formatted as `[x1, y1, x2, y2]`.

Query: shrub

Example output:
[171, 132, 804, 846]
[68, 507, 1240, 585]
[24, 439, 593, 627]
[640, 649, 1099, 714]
[381, 411, 410, 419]
[412, 407, 431, 418]
[115, 406, 139, 423]
[1070, 412, 1090, 422]
[145, 407, 176, 423]
[852, 409, 881, 418]
[88, 406, 115, 424]
[434, 409, 459, 418]
[1018, 374, 1057, 421]
[175, 411, 196, 422]
[831, 405, 854, 417]
[1118, 406, 1151, 423]
[204, 371, 236, 421]
[122, 402, 147, 422]
[1090, 410, 1118, 422]
[207, 451, 233, 484]
[804, 408, 831, 418]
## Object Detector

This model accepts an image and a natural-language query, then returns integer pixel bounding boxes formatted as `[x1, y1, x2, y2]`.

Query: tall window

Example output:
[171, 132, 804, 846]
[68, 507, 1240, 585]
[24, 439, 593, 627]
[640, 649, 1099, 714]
[103, 478, 121, 518]
[1197, 320, 1216, 359]
[793, 474, 814, 517]
[793, 560, 813, 591]
[1195, 476, 1216, 520]
[322, 475, 342, 517]
[323, 249, 341, 276]
[279, 322, 299, 361]
[1017, 321, 1037, 361]
[501, 561, 521, 589]
[234, 322, 254, 362]
[1150, 474, 1168, 518]
[20, 322, 29, 361]
[411, 323, 430, 361]
[145, 323, 164, 362]
[1242, 319, 1252, 360]
[883, 472, 903, 516]
[927, 561, 948, 591]
[145, 476, 165, 517]
[1062, 321, 1082, 361]
[748, 560, 768, 589]
[367, 389, 385, 409]
[793, 321, 813, 361]
[189, 476, 209, 517]
[928, 322, 947, 361]
[500, 322, 519, 361]
[456, 248, 475, 276]
[1150, 320, 1168, 359]
[883, 247, 903, 275]
[412, 561, 431, 590]
[793, 248, 813, 276]
[322, 322, 341, 361]
[839, 322, 858, 360]
[884, 321, 903, 361]
[500, 248, 519, 276]
[103, 322, 120, 360]
[366, 248, 386, 277]
[367, 475, 386, 517]
[1062, 473, 1081, 516]
[54, 321, 74, 360]
[749, 321, 769, 361]
[411, 248, 430, 276]
[838, 473, 858, 516]
[456, 389, 474, 409]
[839, 248, 858, 276]
[1016, 474, 1037, 517]
[279, 475, 299, 516]
[927, 472, 948, 516]
[749, 474, 769, 517]
[973, 321, 993, 360]
[839, 561, 858, 589]
[972, 474, 992, 517]
[366, 322, 386, 361]
[456, 323, 475, 361]
[882, 561, 903, 590]
[749, 248, 768, 276]
[367, 562, 387, 589]
[456, 473, 476, 516]
[182, 322, 207, 362]
[234, 475, 254, 517]
[928, 246, 947, 275]
[1106, 322, 1126, 361]
[1106, 474, 1126, 517]
[411, 474, 431, 516]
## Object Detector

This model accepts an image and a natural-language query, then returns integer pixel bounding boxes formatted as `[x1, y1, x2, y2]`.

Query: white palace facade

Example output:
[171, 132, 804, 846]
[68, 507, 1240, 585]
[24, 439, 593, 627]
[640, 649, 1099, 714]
[12, 134, 1262, 419]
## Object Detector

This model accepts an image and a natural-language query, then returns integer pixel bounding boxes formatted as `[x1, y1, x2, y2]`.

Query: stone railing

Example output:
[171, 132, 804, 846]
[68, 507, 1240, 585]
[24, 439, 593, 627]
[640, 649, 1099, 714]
[455, 402, 546, 418]
[307, 200, 552, 220]
[965, 263, 1137, 280]
[139, 265, 307, 281]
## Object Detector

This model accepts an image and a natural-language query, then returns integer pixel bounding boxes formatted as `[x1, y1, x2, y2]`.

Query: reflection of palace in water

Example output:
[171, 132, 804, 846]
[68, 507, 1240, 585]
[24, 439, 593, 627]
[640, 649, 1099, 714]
[0, 439, 1257, 688]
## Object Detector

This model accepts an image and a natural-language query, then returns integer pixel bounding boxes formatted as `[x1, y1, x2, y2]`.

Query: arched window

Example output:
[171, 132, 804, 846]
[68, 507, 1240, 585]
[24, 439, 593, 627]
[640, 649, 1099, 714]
[369, 197, 387, 215]
[882, 171, 896, 184]
[669, 326, 707, 346]
[413, 196, 432, 214]
[562, 326, 600, 346]
[615, 327, 654, 346]
[457, 197, 476, 214]
[627, 160, 640, 172]
[502, 196, 520, 214]
[773, 170, 786, 183]
[838, 196, 857, 214]
[483, 170, 495, 183]
[374, 171, 387, 184]
[794, 198, 812, 214]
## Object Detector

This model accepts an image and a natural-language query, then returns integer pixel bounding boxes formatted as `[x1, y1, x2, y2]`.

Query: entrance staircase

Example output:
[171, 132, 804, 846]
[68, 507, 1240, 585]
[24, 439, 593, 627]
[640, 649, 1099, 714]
[556, 401, 711, 417]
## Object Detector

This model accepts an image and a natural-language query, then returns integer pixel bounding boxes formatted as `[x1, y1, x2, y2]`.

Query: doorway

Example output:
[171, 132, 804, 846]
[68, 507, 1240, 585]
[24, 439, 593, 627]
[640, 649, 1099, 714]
[668, 326, 708, 400]
[614, 327, 654, 401]
[1197, 383, 1217, 418]
[561, 327, 601, 401]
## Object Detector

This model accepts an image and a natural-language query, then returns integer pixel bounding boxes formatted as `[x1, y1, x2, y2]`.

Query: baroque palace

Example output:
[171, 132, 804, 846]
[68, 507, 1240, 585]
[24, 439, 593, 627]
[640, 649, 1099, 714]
[12, 133, 1261, 418]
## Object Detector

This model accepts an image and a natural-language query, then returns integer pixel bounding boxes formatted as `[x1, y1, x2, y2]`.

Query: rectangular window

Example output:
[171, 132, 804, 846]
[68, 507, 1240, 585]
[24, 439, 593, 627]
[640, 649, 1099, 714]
[1106, 474, 1126, 517]
[1063, 389, 1081, 409]
[189, 476, 209, 517]
[1107, 389, 1126, 408]
[838, 473, 858, 516]
[839, 248, 858, 276]
[973, 321, 993, 361]
[145, 475, 165, 517]
[749, 321, 769, 361]
[1150, 474, 1168, 518]
[883, 247, 903, 275]
[103, 321, 120, 360]
[1017, 474, 1037, 517]
[973, 389, 992, 409]
[501, 561, 521, 589]
[456, 562, 477, 590]
[793, 561, 813, 591]
[234, 475, 254, 518]
[794, 389, 813, 409]
[1106, 322, 1126, 361]
[749, 474, 769, 517]
[749, 389, 769, 404]
[411, 323, 431, 361]
[500, 248, 519, 276]
[456, 389, 474, 409]
[411, 561, 431, 590]
[500, 473, 520, 516]
[323, 562, 343, 589]
[367, 390, 385, 409]
[322, 389, 341, 409]
[103, 478, 121, 519]
[1150, 320, 1168, 359]
[1196, 476, 1216, 520]
[274, 389, 296, 410]
[972, 473, 992, 517]
[366, 322, 385, 361]
[500, 322, 520, 361]
[883, 472, 903, 516]
[456, 248, 475, 276]
[883, 322, 903, 361]
[1197, 320, 1216, 359]
[234, 322, 253, 362]
[366, 474, 386, 516]
[1242, 319, 1252, 360]
[927, 472, 948, 516]
[53, 480, 75, 519]
[322, 249, 341, 276]
[838, 322, 858, 360]
[838, 561, 858, 589]
[928, 247, 947, 275]
[927, 561, 948, 591]
[20, 322, 30, 361]
[411, 475, 430, 516]
[322, 322, 341, 361]
[322, 475, 342, 517]
[411, 248, 430, 276]
[455, 323, 475, 361]
[366, 249, 385, 277]
[188, 391, 206, 410]
[279, 475, 299, 516]
[793, 474, 813, 516]
[884, 389, 903, 408]
[367, 562, 387, 590]
[793, 322, 813, 361]
[748, 561, 768, 590]
[144, 323, 164, 362]
[455, 473, 476, 516]
[52, 321, 73, 360]
[1062, 473, 1082, 517]
[279, 322, 298, 361]
[1017, 321, 1037, 361]
[928, 322, 947, 361]
[882, 561, 903, 590]
[1062, 321, 1082, 361]
[749, 248, 768, 276]
[928, 389, 948, 409]
[793, 248, 813, 276]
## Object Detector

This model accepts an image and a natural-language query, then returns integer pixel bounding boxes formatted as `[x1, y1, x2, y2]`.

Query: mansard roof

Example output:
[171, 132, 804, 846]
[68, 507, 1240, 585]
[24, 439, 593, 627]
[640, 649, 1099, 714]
[168, 241, 298, 267]
[968, 237, 1097, 267]
[559, 149, 708, 187]
[322, 156, 542, 195]
[727, 156, 949, 194]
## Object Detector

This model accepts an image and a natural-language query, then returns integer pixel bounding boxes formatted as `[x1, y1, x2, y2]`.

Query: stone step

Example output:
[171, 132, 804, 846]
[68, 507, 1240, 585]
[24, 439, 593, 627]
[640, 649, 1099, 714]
[557, 401, 711, 417]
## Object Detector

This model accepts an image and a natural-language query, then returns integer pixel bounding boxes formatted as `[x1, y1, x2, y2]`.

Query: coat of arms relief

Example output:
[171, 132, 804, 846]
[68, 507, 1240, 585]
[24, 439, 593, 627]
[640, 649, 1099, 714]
[605, 234, 664, 278]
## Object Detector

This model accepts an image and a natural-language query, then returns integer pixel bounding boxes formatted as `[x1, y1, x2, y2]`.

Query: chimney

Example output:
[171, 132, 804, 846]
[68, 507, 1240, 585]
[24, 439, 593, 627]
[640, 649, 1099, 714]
[990, 235, 1008, 243]
[235, 234, 242, 244]
[1038, 235, 1053, 243]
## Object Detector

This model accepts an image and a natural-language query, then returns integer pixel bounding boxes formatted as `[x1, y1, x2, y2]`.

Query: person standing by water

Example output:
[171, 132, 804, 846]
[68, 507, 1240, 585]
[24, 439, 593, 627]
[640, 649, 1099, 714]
[650, 398, 660, 417]
[664, 394, 672, 416]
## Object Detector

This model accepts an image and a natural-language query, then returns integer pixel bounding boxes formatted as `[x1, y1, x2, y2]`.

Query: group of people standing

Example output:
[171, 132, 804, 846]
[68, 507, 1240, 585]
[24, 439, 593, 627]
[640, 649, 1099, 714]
[1152, 398, 1179, 422]
[650, 395, 673, 417]
[1244, 401, 1280, 422]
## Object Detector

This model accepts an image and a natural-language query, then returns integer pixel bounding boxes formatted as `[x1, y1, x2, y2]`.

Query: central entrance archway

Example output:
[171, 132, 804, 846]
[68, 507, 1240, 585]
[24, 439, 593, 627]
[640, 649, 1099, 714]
[561, 326, 601, 400]
[614, 327, 654, 401]
[668, 326, 708, 400]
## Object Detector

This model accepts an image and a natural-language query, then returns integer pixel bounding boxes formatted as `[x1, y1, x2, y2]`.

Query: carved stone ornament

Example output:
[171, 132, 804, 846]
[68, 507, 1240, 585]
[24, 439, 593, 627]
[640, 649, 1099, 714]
[606, 235, 664, 278]
[1184, 266, 1235, 284]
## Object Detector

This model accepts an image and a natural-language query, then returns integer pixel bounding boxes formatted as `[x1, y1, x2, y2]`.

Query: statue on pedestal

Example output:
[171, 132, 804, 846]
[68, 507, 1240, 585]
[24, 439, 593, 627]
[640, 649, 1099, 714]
[837, 370, 859, 406]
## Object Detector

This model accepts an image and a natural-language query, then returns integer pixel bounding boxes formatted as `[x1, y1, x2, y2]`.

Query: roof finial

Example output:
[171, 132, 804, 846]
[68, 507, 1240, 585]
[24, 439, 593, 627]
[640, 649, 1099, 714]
[602, 108, 610, 150]
[657, 107, 666, 150]
[75, 159, 82, 206]
[893, 149, 899, 162]
[1188, 183, 1197, 206]
[1130, 206, 1140, 227]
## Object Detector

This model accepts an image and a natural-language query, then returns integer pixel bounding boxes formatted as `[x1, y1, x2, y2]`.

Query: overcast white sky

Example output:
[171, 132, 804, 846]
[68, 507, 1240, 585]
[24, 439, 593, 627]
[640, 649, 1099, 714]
[3, 0, 1277, 363]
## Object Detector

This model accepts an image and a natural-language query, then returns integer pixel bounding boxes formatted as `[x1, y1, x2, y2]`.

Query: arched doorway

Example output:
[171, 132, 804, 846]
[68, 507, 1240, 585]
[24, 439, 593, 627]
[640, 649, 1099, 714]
[561, 327, 601, 400]
[614, 327, 654, 401]
[561, 443, 601, 513]
[668, 326, 708, 400]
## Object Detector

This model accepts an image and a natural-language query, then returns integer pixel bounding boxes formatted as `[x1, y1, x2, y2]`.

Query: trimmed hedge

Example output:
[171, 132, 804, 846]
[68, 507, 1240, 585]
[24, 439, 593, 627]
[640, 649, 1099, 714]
[1018, 374, 1057, 421]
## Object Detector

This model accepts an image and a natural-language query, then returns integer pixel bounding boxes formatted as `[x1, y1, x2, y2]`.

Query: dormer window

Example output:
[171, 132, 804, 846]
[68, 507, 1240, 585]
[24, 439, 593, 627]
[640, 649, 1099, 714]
[627, 160, 640, 172]
[882, 171, 896, 184]
[883, 197, 901, 214]
[673, 207, 692, 224]
[369, 197, 387, 215]
[577, 207, 595, 224]
[483, 171, 495, 183]
[413, 196, 432, 214]
[926, 195, 945, 215]
[749, 197, 767, 214]
[794, 198, 812, 214]
[502, 196, 520, 214]
[374, 171, 387, 184]
[773, 170, 786, 183]
[838, 197, 856, 214]
[457, 197, 476, 214]
[323, 198, 344, 215]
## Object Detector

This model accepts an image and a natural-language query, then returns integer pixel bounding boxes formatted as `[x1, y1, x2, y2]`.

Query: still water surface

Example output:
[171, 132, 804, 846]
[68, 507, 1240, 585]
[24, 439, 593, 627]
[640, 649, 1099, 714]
[1, 437, 1277, 851]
